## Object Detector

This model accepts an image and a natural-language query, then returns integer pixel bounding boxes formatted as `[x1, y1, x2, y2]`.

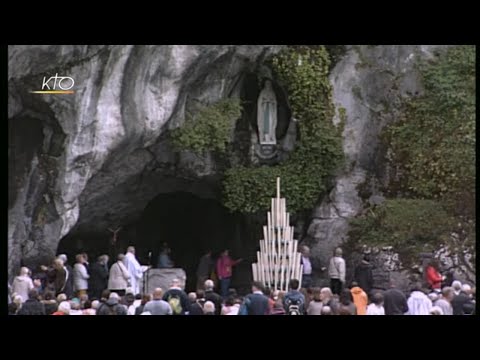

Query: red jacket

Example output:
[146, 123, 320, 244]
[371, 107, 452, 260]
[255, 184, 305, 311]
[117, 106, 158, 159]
[426, 266, 442, 289]
[216, 255, 241, 279]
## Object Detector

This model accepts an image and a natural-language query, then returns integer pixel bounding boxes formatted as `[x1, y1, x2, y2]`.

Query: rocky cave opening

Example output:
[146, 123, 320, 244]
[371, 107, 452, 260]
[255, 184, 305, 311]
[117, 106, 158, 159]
[57, 191, 259, 293]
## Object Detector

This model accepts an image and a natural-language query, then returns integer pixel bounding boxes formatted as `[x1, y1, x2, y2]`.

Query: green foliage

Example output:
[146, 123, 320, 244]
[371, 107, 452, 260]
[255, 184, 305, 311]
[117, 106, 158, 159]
[223, 46, 344, 214]
[171, 98, 242, 154]
[384, 45, 475, 204]
[349, 199, 455, 266]
[350, 46, 476, 266]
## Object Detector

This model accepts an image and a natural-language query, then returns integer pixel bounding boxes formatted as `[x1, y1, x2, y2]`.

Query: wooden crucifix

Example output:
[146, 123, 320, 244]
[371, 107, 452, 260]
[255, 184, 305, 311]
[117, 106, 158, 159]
[108, 227, 122, 259]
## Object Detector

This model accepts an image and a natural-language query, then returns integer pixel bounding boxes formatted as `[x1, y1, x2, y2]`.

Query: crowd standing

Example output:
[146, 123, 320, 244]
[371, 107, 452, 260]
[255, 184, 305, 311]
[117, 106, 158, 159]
[8, 246, 476, 315]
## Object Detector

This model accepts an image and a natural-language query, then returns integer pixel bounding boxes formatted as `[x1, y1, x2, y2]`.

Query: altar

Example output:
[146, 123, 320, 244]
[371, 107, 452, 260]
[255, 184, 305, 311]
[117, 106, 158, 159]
[140, 268, 187, 294]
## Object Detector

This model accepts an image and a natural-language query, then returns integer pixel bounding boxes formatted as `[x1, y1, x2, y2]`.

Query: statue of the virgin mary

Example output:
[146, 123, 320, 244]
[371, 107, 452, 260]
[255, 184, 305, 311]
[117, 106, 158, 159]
[257, 80, 277, 145]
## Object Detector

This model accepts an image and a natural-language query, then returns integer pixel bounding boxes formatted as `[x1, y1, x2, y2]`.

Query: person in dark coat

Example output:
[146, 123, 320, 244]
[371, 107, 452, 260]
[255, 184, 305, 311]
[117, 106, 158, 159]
[383, 283, 409, 315]
[204, 279, 222, 315]
[244, 282, 269, 315]
[162, 279, 190, 315]
[196, 250, 213, 291]
[17, 290, 46, 315]
[189, 289, 207, 315]
[451, 285, 474, 315]
[135, 294, 152, 315]
[41, 291, 58, 315]
[88, 255, 109, 299]
[354, 255, 374, 295]
[57, 254, 74, 298]
[96, 292, 127, 315]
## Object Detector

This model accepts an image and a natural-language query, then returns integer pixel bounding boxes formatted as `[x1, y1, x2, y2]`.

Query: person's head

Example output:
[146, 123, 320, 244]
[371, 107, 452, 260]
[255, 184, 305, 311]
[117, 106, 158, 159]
[83, 300, 92, 310]
[321, 306, 333, 315]
[188, 292, 197, 303]
[312, 287, 322, 301]
[28, 289, 39, 301]
[264, 287, 271, 297]
[99, 255, 109, 264]
[70, 299, 81, 310]
[171, 279, 181, 288]
[301, 246, 310, 256]
[127, 246, 135, 254]
[221, 249, 229, 257]
[57, 254, 68, 264]
[351, 281, 359, 289]
[372, 292, 384, 306]
[53, 258, 64, 270]
[152, 288, 163, 300]
[100, 289, 111, 301]
[430, 306, 444, 315]
[141, 294, 151, 305]
[411, 282, 424, 293]
[363, 254, 371, 263]
[19, 267, 30, 276]
[91, 300, 100, 309]
[56, 293, 67, 303]
[334, 247, 343, 257]
[13, 295, 23, 307]
[43, 291, 55, 301]
[428, 292, 439, 303]
[462, 284, 472, 295]
[124, 293, 135, 306]
[339, 289, 353, 305]
[228, 288, 237, 298]
[117, 253, 125, 262]
[109, 292, 120, 302]
[58, 301, 71, 315]
[8, 303, 18, 315]
[196, 289, 205, 299]
[452, 280, 462, 292]
[289, 279, 300, 291]
[81, 253, 89, 262]
[204, 279, 214, 291]
[205, 250, 212, 257]
[320, 287, 333, 302]
[264, 79, 273, 90]
[203, 301, 215, 315]
[75, 254, 85, 264]
[225, 296, 236, 307]
[428, 259, 440, 269]
[252, 281, 264, 293]
[442, 287, 455, 302]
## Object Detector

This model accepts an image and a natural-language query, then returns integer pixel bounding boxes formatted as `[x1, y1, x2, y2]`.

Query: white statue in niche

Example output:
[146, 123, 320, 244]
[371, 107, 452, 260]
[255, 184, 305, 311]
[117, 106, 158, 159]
[257, 80, 277, 145]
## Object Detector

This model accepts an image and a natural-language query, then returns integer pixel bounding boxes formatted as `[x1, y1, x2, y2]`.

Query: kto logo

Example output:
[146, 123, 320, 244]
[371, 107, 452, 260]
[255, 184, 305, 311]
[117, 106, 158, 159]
[31, 73, 75, 94]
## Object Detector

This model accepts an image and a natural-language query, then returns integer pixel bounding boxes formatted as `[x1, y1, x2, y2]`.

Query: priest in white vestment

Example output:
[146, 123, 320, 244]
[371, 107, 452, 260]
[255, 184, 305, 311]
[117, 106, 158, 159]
[124, 246, 143, 295]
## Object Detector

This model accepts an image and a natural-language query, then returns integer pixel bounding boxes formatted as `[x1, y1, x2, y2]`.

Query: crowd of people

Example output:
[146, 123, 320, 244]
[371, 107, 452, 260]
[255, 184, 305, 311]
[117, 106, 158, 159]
[7, 245, 476, 315]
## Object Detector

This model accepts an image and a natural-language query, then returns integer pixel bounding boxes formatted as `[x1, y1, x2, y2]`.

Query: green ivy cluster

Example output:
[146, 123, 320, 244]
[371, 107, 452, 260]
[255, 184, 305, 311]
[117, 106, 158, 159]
[349, 45, 475, 265]
[384, 45, 475, 202]
[171, 98, 242, 154]
[349, 199, 454, 267]
[223, 46, 344, 214]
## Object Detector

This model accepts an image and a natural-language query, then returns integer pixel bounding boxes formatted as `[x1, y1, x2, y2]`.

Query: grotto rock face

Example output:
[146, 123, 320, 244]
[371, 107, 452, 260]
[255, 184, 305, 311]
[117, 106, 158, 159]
[8, 45, 284, 278]
[305, 45, 451, 288]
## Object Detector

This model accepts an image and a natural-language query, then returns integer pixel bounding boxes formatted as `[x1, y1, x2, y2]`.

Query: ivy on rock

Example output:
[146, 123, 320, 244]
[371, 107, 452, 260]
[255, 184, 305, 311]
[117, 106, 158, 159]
[223, 46, 344, 214]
